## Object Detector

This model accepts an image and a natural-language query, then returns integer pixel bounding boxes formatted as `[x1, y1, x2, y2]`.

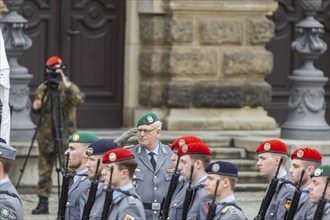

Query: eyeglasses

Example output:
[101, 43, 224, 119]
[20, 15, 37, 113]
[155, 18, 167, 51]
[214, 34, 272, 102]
[137, 128, 157, 134]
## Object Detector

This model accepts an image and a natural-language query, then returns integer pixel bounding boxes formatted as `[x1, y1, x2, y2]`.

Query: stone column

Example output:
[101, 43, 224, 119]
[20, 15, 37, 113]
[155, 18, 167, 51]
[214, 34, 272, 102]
[280, 0, 330, 140]
[1, 0, 35, 141]
[137, 0, 278, 130]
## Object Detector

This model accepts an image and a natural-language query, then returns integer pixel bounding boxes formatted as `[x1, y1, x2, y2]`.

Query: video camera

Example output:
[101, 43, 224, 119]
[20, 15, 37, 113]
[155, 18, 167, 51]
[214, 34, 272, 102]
[45, 64, 67, 87]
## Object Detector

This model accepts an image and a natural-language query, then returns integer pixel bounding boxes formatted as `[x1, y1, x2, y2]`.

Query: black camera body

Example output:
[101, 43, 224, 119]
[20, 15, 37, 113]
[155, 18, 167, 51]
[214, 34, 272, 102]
[45, 64, 66, 89]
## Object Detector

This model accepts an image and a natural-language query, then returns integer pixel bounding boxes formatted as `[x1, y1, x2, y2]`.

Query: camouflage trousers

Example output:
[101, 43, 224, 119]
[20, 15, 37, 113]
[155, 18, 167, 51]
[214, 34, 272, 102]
[36, 140, 67, 198]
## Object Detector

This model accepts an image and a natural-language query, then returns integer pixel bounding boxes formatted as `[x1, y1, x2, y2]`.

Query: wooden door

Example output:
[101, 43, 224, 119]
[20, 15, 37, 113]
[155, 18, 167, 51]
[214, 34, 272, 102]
[19, 0, 125, 128]
[266, 0, 330, 125]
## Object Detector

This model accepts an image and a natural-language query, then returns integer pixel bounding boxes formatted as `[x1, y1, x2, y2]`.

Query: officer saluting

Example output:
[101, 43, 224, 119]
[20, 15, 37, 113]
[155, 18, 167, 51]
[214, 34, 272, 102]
[101, 148, 146, 220]
[129, 112, 173, 220]
[199, 161, 246, 220]
[0, 139, 23, 219]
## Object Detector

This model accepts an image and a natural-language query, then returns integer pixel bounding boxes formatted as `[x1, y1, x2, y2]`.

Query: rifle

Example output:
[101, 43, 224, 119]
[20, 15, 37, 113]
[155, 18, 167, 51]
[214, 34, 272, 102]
[313, 176, 330, 220]
[284, 169, 305, 220]
[57, 153, 71, 220]
[101, 166, 114, 220]
[159, 156, 181, 220]
[82, 158, 101, 220]
[182, 164, 195, 220]
[206, 179, 220, 220]
[254, 157, 284, 220]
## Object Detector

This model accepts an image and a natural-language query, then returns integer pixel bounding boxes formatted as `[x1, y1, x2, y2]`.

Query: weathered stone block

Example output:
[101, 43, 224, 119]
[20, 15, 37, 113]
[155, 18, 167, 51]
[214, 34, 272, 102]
[139, 50, 170, 76]
[223, 49, 273, 76]
[193, 82, 243, 107]
[168, 18, 193, 43]
[169, 49, 218, 76]
[199, 19, 244, 45]
[167, 81, 193, 108]
[245, 82, 272, 107]
[139, 80, 168, 106]
[140, 15, 169, 44]
[247, 18, 274, 45]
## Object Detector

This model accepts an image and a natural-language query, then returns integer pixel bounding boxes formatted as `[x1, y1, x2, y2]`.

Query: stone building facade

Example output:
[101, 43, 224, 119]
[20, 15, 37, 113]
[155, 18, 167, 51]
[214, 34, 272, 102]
[129, 0, 277, 130]
[0, 0, 279, 130]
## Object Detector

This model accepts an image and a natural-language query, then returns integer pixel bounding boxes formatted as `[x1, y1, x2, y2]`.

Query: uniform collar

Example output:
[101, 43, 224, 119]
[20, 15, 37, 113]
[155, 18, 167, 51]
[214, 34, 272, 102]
[0, 177, 9, 185]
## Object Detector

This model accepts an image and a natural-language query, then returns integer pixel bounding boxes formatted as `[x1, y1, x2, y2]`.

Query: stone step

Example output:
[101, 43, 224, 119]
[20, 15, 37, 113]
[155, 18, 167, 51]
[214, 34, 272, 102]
[236, 183, 268, 192]
[237, 171, 268, 184]
[212, 159, 258, 171]
[210, 147, 247, 159]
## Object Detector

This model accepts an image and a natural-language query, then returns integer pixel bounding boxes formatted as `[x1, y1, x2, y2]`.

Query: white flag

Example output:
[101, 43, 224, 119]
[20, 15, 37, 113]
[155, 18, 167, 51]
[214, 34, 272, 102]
[0, 27, 11, 143]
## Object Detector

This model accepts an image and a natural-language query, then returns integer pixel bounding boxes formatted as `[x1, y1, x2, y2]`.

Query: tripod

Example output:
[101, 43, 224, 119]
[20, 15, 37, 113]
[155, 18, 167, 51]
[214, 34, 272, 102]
[16, 79, 65, 196]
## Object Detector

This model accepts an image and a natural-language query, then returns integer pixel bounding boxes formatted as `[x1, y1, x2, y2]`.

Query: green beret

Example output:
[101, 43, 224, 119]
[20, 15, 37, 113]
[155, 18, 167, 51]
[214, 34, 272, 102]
[136, 112, 159, 127]
[312, 165, 330, 177]
[68, 131, 99, 143]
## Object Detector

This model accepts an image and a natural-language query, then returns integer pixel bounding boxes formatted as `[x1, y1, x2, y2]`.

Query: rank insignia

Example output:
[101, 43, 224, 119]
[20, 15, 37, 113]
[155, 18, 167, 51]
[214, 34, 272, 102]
[124, 214, 135, 220]
[285, 198, 292, 209]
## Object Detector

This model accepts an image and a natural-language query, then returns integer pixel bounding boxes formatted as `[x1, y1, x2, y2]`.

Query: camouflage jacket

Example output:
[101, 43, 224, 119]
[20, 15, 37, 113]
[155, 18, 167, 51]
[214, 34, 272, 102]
[33, 79, 85, 151]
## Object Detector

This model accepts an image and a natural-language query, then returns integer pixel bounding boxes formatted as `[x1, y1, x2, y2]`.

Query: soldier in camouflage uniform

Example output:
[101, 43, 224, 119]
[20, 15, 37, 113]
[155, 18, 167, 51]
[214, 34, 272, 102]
[32, 56, 85, 214]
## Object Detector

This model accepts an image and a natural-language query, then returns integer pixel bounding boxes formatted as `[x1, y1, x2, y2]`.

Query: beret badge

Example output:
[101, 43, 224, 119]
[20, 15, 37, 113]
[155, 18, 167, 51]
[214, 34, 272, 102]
[182, 145, 188, 153]
[264, 143, 271, 151]
[147, 116, 154, 123]
[179, 139, 186, 147]
[212, 163, 220, 172]
[314, 168, 322, 177]
[297, 150, 304, 158]
[86, 147, 93, 156]
[72, 134, 80, 142]
[109, 152, 117, 162]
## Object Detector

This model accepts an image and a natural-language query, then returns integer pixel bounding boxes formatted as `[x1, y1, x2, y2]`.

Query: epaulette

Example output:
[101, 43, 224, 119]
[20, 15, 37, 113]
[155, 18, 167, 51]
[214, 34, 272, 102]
[0, 190, 22, 205]
[127, 196, 137, 205]
[123, 145, 136, 149]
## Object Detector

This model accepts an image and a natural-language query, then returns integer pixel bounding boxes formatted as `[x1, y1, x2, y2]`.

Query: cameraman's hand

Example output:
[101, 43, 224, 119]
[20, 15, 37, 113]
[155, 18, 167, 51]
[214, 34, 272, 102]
[33, 100, 42, 110]
[58, 69, 72, 88]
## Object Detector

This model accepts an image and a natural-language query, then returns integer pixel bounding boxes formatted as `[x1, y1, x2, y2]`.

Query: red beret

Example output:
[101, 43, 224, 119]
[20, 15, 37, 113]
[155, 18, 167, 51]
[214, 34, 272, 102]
[291, 148, 322, 162]
[256, 139, 288, 155]
[177, 142, 211, 156]
[46, 56, 62, 66]
[171, 136, 204, 151]
[102, 148, 134, 164]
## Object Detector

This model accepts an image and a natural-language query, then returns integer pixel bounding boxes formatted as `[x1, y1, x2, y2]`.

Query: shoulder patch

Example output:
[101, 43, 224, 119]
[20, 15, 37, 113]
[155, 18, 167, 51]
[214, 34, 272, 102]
[0, 207, 10, 218]
[127, 196, 137, 205]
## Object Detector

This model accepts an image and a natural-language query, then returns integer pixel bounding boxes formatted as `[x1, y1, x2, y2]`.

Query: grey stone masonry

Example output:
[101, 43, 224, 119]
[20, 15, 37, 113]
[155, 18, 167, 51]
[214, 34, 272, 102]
[138, 0, 278, 130]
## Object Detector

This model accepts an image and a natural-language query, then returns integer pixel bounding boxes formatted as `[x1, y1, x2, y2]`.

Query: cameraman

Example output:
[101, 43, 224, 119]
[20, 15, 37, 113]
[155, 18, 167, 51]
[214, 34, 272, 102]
[31, 56, 85, 214]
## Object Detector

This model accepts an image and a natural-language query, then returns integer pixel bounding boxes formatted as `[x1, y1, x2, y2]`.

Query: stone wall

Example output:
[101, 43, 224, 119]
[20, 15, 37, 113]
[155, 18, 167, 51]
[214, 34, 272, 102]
[137, 0, 278, 130]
